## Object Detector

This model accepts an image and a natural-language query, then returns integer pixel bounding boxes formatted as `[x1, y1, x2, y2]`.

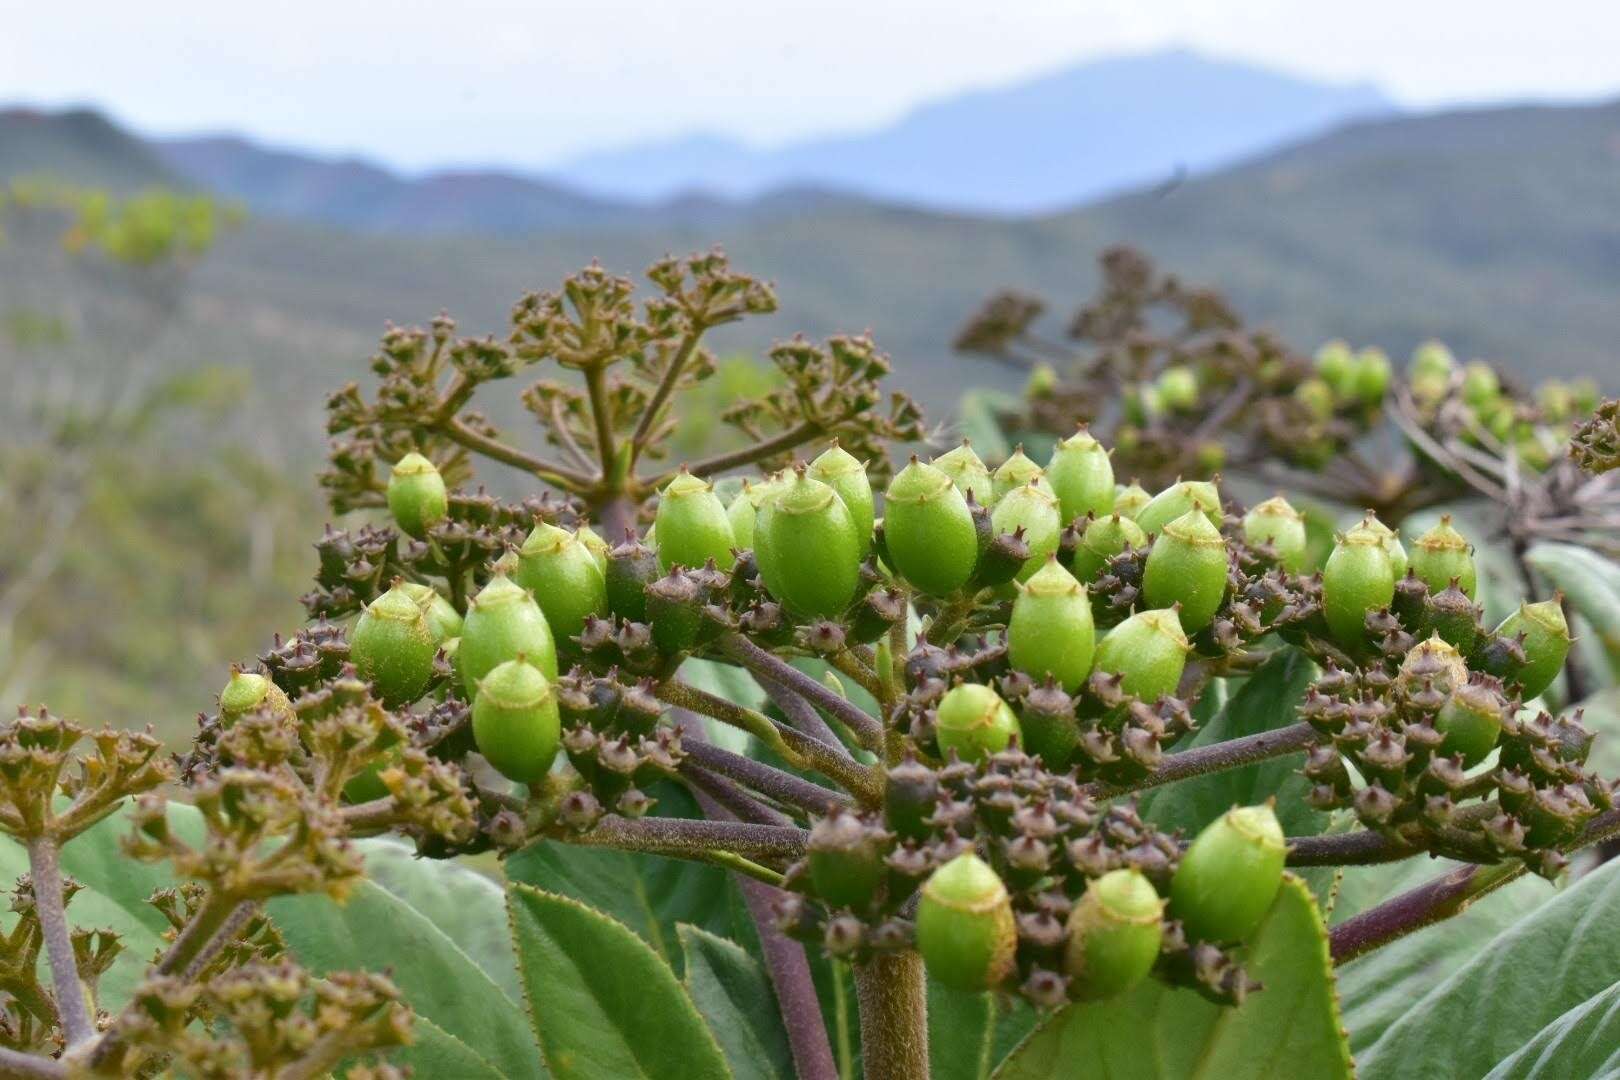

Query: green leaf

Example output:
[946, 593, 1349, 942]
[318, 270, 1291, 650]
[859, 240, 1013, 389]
[1482, 982, 1620, 1079]
[270, 879, 543, 1079]
[1527, 542, 1620, 663]
[679, 924, 794, 1080]
[992, 875, 1352, 1079]
[928, 978, 1038, 1080]
[1142, 649, 1323, 839]
[1359, 858, 1620, 1079]
[403, 1017, 510, 1080]
[508, 884, 731, 1080]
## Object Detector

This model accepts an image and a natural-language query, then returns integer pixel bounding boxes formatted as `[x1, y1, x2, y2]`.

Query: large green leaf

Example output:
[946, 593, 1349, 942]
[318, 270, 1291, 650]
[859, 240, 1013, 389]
[929, 982, 995, 1080]
[1527, 542, 1620, 662]
[1481, 982, 1620, 1079]
[270, 879, 543, 1078]
[509, 884, 730, 1080]
[679, 924, 794, 1080]
[1359, 858, 1620, 1079]
[992, 875, 1352, 1079]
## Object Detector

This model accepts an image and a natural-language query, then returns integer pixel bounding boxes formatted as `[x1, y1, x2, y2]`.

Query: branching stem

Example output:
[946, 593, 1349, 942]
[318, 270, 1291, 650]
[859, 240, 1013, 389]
[24, 837, 92, 1047]
[721, 633, 885, 751]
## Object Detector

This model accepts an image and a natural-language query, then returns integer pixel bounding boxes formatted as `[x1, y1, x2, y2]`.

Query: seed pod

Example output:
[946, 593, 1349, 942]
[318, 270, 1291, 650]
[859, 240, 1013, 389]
[605, 538, 660, 622]
[459, 574, 558, 696]
[654, 470, 737, 573]
[1112, 481, 1152, 521]
[398, 583, 463, 644]
[386, 452, 448, 539]
[1170, 804, 1286, 943]
[219, 669, 291, 725]
[1496, 598, 1572, 699]
[1017, 678, 1079, 769]
[757, 471, 863, 618]
[1009, 558, 1095, 692]
[1409, 516, 1477, 599]
[1423, 582, 1481, 652]
[935, 683, 1022, 763]
[514, 523, 608, 650]
[1047, 428, 1115, 525]
[1354, 347, 1393, 407]
[916, 853, 1017, 992]
[1134, 479, 1222, 538]
[645, 568, 705, 654]
[934, 441, 994, 505]
[1093, 610, 1189, 703]
[350, 584, 439, 707]
[1143, 509, 1229, 632]
[808, 443, 875, 553]
[1069, 514, 1148, 583]
[1436, 680, 1506, 766]
[991, 446, 1055, 504]
[472, 658, 561, 783]
[883, 458, 979, 596]
[1064, 868, 1164, 1000]
[1358, 514, 1408, 579]
[1242, 496, 1307, 572]
[1321, 522, 1396, 652]
[991, 481, 1062, 581]
[806, 808, 887, 909]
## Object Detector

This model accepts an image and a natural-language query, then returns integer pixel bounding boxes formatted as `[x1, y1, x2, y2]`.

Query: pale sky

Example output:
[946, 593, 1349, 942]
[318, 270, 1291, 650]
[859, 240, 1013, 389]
[4, 0, 1619, 172]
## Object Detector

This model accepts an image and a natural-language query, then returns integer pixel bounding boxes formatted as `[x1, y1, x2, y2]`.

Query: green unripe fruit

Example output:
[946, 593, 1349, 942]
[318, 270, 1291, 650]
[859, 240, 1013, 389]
[1409, 340, 1457, 382]
[350, 584, 439, 707]
[884, 459, 979, 596]
[1046, 428, 1115, 525]
[605, 538, 660, 622]
[471, 658, 560, 783]
[1409, 515, 1476, 599]
[1026, 361, 1059, 399]
[459, 574, 558, 696]
[1143, 509, 1229, 632]
[1170, 804, 1286, 944]
[991, 446, 1055, 504]
[806, 809, 887, 909]
[990, 481, 1062, 581]
[1354, 347, 1393, 407]
[726, 476, 787, 552]
[808, 444, 874, 553]
[1065, 869, 1164, 1000]
[1358, 514, 1407, 579]
[1496, 598, 1572, 700]
[514, 523, 608, 649]
[1112, 481, 1152, 521]
[1436, 681, 1506, 766]
[1242, 496, 1308, 572]
[1069, 513, 1147, 583]
[1094, 610, 1188, 702]
[1156, 365, 1199, 411]
[1294, 377, 1336, 421]
[1462, 360, 1501, 408]
[1400, 635, 1470, 695]
[916, 853, 1017, 992]
[1008, 558, 1095, 692]
[398, 583, 463, 644]
[756, 472, 863, 618]
[219, 670, 291, 725]
[1135, 479, 1222, 538]
[654, 471, 736, 573]
[386, 452, 448, 539]
[576, 525, 610, 572]
[934, 441, 993, 506]
[1321, 524, 1397, 652]
[935, 683, 1021, 762]
[1314, 339, 1356, 399]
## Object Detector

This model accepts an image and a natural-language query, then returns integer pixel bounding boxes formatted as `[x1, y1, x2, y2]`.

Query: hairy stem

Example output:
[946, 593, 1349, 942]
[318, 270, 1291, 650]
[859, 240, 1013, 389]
[854, 951, 929, 1080]
[596, 495, 640, 545]
[721, 633, 885, 751]
[565, 813, 807, 863]
[582, 364, 618, 482]
[675, 420, 823, 481]
[736, 878, 841, 1080]
[438, 417, 593, 491]
[0, 1047, 64, 1080]
[681, 763, 794, 826]
[24, 837, 92, 1047]
[754, 672, 847, 752]
[828, 650, 883, 701]
[631, 328, 706, 455]
[1288, 830, 1421, 867]
[1084, 721, 1320, 799]
[681, 739, 852, 814]
[657, 680, 806, 767]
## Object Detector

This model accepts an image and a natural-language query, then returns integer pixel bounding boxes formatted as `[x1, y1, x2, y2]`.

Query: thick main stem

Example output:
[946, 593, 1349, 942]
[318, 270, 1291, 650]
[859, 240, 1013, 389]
[737, 881, 841, 1080]
[0, 1046, 64, 1079]
[25, 837, 92, 1047]
[854, 952, 929, 1080]
[1085, 721, 1320, 799]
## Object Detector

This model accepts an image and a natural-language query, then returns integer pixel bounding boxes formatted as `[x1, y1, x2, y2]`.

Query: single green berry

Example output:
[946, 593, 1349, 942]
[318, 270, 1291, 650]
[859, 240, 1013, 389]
[1065, 868, 1164, 1000]
[1142, 509, 1229, 632]
[1170, 803, 1286, 943]
[1093, 609, 1189, 703]
[398, 583, 463, 644]
[1495, 598, 1571, 700]
[806, 808, 887, 909]
[472, 658, 560, 783]
[459, 574, 558, 696]
[1069, 513, 1147, 583]
[883, 458, 979, 596]
[605, 537, 660, 622]
[386, 452, 448, 539]
[1462, 360, 1501, 409]
[808, 443, 875, 553]
[576, 525, 610, 572]
[1321, 522, 1397, 652]
[1134, 479, 1222, 538]
[219, 669, 291, 725]
[1436, 680, 1506, 766]
[755, 471, 863, 618]
[725, 480, 775, 551]
[350, 584, 439, 707]
[514, 522, 608, 650]
[1315, 339, 1357, 399]
[1156, 365, 1199, 411]
[916, 853, 1017, 992]
[935, 683, 1021, 762]
[645, 567, 705, 655]
[1294, 377, 1336, 421]
[1354, 347, 1392, 407]
[1357, 514, 1408, 579]
[991, 446, 1055, 504]
[654, 470, 736, 573]
[934, 440, 994, 505]
[1242, 496, 1308, 572]
[1409, 515, 1477, 599]
[1008, 558, 1095, 692]
[990, 481, 1062, 581]
[1046, 427, 1115, 524]
[1409, 339, 1457, 382]
[1111, 481, 1152, 521]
